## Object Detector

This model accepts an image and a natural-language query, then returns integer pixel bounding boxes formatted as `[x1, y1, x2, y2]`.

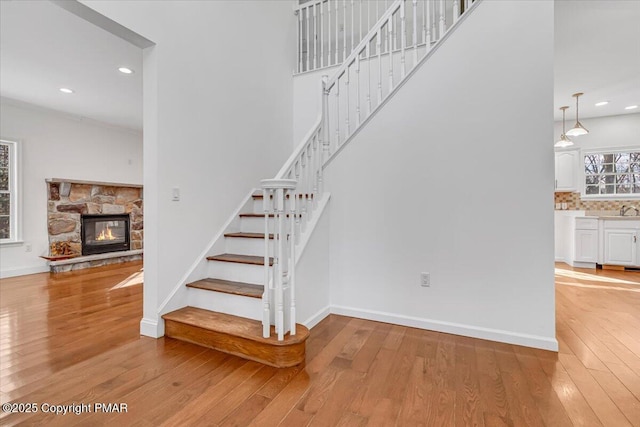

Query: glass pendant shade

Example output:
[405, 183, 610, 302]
[566, 122, 588, 136]
[555, 106, 574, 147]
[566, 92, 589, 136]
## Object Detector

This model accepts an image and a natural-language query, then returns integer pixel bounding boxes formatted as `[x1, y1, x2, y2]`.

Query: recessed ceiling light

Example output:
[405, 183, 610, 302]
[595, 101, 609, 106]
[59, 88, 74, 94]
[118, 67, 134, 74]
[625, 105, 638, 110]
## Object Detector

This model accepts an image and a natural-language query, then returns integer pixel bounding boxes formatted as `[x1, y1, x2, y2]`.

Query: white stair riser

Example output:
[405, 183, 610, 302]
[225, 237, 275, 257]
[251, 198, 314, 214]
[186, 287, 262, 321]
[240, 217, 305, 234]
[206, 260, 267, 285]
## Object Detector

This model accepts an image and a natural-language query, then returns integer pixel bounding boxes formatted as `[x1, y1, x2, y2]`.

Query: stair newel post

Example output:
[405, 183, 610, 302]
[289, 188, 297, 336]
[453, 0, 460, 22]
[275, 186, 285, 340]
[345, 67, 350, 137]
[307, 142, 314, 215]
[262, 187, 271, 338]
[400, 0, 406, 78]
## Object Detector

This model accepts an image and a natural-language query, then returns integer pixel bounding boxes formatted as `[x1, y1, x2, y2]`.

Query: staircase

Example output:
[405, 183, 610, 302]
[162, 192, 311, 368]
[161, 0, 479, 367]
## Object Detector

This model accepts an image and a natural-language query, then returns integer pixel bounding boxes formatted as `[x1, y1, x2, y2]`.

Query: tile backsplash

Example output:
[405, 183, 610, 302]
[555, 192, 640, 211]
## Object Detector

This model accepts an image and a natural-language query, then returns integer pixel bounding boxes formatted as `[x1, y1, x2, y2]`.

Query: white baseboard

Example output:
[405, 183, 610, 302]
[330, 305, 559, 351]
[302, 306, 331, 329]
[140, 317, 164, 338]
[0, 265, 49, 279]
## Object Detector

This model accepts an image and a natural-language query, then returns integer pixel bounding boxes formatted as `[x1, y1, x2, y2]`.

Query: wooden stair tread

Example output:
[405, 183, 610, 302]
[206, 253, 274, 266]
[224, 232, 274, 239]
[186, 278, 263, 298]
[162, 307, 309, 367]
[162, 307, 309, 346]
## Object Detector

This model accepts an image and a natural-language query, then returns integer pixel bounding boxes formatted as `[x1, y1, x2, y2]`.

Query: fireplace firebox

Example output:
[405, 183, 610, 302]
[81, 214, 130, 255]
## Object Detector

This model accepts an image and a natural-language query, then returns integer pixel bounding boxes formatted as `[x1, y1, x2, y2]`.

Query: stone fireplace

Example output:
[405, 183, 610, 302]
[45, 178, 143, 271]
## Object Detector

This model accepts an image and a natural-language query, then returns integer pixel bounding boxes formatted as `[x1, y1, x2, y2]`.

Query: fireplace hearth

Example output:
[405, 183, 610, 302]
[81, 214, 130, 255]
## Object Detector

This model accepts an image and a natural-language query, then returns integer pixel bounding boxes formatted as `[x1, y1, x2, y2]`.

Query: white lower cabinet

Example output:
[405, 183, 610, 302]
[574, 229, 598, 263]
[603, 227, 639, 266]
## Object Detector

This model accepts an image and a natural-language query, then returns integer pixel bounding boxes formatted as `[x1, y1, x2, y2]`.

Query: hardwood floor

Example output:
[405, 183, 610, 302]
[1, 261, 638, 426]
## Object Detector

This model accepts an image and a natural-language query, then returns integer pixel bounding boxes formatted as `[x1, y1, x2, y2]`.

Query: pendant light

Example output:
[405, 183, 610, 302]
[566, 92, 589, 136]
[555, 106, 574, 147]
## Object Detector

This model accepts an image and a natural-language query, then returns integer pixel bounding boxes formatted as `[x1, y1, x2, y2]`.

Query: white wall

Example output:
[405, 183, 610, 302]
[0, 98, 142, 277]
[81, 0, 296, 336]
[554, 113, 640, 151]
[324, 0, 557, 350]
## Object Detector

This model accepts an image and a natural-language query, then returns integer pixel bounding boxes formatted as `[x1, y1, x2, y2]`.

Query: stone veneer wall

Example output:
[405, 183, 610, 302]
[46, 180, 143, 256]
[554, 191, 640, 211]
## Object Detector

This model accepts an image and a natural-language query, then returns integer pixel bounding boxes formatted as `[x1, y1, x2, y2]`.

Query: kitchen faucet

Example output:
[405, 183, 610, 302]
[620, 205, 640, 216]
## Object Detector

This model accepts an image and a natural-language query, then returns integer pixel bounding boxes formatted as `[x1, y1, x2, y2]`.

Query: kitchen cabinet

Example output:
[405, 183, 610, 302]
[603, 220, 640, 266]
[574, 218, 598, 263]
[555, 150, 579, 192]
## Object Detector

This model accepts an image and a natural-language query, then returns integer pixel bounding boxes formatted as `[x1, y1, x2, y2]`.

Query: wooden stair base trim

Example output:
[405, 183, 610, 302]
[206, 253, 274, 266]
[186, 278, 263, 298]
[162, 307, 309, 368]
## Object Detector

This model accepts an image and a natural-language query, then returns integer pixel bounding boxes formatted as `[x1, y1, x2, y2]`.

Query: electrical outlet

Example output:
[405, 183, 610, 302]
[421, 272, 430, 287]
[25, 244, 32, 252]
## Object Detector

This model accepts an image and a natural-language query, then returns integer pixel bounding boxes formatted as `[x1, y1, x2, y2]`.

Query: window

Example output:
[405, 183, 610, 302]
[0, 139, 21, 243]
[584, 150, 640, 197]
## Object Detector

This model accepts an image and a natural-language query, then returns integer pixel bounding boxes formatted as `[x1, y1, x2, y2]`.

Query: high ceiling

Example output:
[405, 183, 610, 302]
[0, 0, 142, 131]
[0, 1, 638, 131]
[554, 0, 639, 121]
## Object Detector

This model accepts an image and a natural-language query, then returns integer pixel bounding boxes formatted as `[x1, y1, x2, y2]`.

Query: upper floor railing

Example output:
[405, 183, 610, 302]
[296, 0, 476, 74]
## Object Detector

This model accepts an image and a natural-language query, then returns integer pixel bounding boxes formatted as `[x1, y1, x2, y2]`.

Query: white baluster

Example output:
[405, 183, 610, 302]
[413, 0, 418, 63]
[306, 7, 310, 71]
[335, 0, 339, 65]
[262, 188, 271, 338]
[322, 75, 330, 163]
[422, 0, 427, 45]
[426, 0, 432, 48]
[328, 0, 332, 66]
[351, 0, 354, 57]
[313, 4, 317, 70]
[307, 143, 313, 215]
[345, 69, 350, 136]
[289, 190, 296, 336]
[343, 0, 347, 61]
[356, 54, 361, 127]
[454, 0, 460, 23]
[439, 0, 445, 38]
[359, 0, 363, 43]
[298, 10, 303, 73]
[376, 30, 382, 104]
[320, 2, 324, 68]
[366, 41, 371, 116]
[388, 17, 394, 92]
[400, 1, 406, 78]
[335, 78, 341, 145]
[367, 0, 370, 43]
